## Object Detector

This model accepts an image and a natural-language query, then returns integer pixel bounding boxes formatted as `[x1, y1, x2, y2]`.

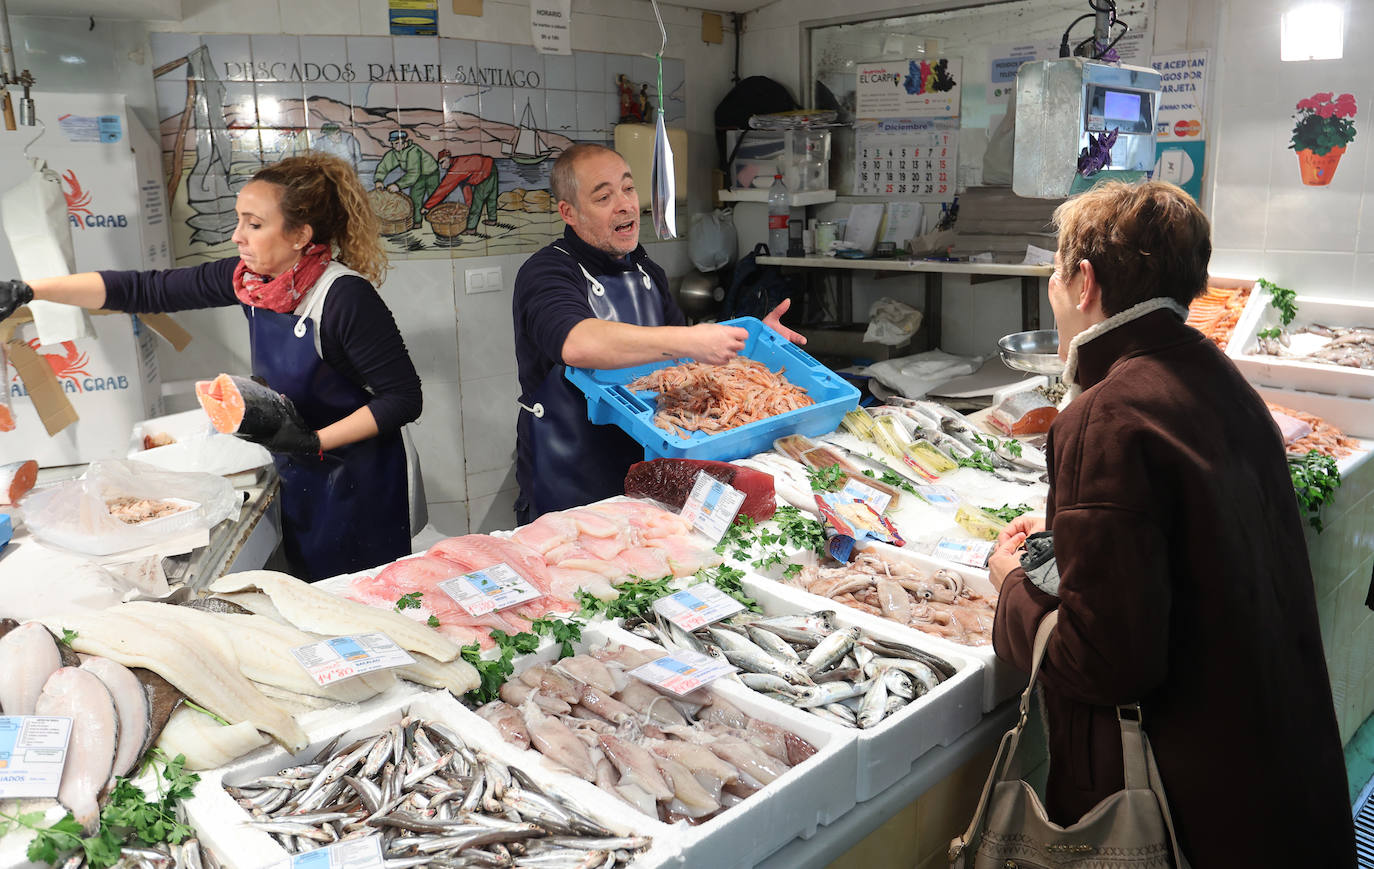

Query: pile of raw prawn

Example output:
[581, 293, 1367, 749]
[630, 357, 814, 438]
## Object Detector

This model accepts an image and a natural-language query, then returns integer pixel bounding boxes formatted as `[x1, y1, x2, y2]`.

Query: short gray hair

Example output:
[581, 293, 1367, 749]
[550, 143, 622, 206]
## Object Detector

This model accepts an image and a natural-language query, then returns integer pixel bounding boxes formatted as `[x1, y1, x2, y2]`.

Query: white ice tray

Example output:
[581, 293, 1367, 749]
[494, 621, 859, 869]
[1228, 291, 1374, 399]
[181, 688, 683, 869]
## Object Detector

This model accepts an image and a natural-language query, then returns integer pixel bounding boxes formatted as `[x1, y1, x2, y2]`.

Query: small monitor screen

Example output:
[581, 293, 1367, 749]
[1103, 90, 1142, 122]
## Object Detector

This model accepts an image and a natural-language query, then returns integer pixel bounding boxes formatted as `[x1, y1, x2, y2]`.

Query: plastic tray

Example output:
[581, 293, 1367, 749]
[1228, 290, 1374, 400]
[566, 317, 860, 462]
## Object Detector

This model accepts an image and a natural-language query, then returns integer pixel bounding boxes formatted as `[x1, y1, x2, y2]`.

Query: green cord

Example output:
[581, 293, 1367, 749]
[656, 54, 664, 119]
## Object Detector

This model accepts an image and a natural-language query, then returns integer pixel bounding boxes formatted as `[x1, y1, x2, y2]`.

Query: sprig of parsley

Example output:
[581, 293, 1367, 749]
[394, 591, 423, 612]
[1257, 277, 1298, 327]
[981, 503, 1033, 523]
[695, 564, 760, 612]
[531, 615, 584, 658]
[576, 575, 676, 621]
[460, 642, 516, 706]
[427, 615, 440, 628]
[59, 628, 78, 646]
[1258, 326, 1282, 340]
[1004, 438, 1024, 458]
[182, 700, 230, 727]
[1289, 449, 1341, 532]
[774, 505, 828, 555]
[715, 513, 758, 562]
[956, 450, 995, 472]
[806, 463, 847, 492]
[4, 751, 200, 868]
[862, 467, 917, 495]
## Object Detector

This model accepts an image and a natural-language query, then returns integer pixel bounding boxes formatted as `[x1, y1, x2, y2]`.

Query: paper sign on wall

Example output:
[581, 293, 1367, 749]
[531, 0, 572, 56]
[1150, 50, 1206, 140]
[856, 58, 961, 119]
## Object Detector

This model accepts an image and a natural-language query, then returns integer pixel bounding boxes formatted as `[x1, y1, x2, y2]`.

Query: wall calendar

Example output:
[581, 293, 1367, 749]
[853, 119, 957, 198]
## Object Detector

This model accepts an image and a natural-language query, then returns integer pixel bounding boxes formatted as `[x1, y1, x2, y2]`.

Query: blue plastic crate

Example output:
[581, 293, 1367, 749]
[565, 317, 860, 461]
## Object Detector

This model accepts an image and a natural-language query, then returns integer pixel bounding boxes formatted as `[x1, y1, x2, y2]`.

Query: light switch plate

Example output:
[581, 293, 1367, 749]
[465, 265, 502, 294]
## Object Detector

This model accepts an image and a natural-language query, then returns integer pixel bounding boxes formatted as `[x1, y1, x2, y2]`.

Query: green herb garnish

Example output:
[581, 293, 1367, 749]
[532, 615, 584, 658]
[577, 575, 676, 621]
[696, 564, 759, 612]
[182, 700, 230, 727]
[981, 503, 1034, 523]
[956, 451, 995, 472]
[806, 463, 847, 492]
[460, 642, 516, 706]
[1257, 277, 1298, 327]
[3, 752, 199, 868]
[1004, 438, 1024, 458]
[394, 591, 423, 612]
[774, 505, 828, 555]
[59, 628, 78, 646]
[1258, 326, 1282, 340]
[427, 614, 441, 628]
[782, 563, 804, 580]
[1289, 449, 1341, 532]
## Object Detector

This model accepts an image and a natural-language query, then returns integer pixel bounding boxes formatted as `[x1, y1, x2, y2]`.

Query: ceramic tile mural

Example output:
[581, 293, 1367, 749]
[149, 33, 686, 264]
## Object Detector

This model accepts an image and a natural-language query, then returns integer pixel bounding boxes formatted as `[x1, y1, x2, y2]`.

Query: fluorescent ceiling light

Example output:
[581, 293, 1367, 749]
[1281, 3, 1344, 61]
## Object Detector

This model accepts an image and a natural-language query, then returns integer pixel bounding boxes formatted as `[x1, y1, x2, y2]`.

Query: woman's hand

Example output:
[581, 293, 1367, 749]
[996, 515, 1045, 549]
[988, 528, 1031, 593]
[762, 298, 806, 345]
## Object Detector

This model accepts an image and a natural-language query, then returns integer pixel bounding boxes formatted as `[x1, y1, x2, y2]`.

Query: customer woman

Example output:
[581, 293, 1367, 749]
[0, 154, 422, 582]
[986, 181, 1353, 866]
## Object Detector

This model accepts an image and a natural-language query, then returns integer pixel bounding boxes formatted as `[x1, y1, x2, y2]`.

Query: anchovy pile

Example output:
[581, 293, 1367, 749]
[225, 715, 649, 868]
[53, 840, 219, 869]
[630, 611, 955, 730]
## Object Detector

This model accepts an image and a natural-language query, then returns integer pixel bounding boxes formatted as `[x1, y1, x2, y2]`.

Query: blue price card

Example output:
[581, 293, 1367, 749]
[630, 649, 735, 695]
[439, 562, 542, 616]
[290, 634, 414, 687]
[680, 472, 746, 542]
[652, 583, 744, 631]
[0, 716, 73, 799]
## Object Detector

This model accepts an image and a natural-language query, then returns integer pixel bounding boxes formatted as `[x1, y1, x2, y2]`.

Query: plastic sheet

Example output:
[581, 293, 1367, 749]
[21, 459, 238, 555]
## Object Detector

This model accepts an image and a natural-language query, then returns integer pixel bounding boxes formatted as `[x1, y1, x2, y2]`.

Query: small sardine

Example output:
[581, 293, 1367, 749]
[857, 674, 889, 729]
[744, 626, 802, 664]
[793, 679, 872, 708]
[803, 627, 861, 675]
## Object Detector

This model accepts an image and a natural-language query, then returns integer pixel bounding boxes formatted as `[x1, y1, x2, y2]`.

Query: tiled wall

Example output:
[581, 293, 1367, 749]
[1208, 0, 1373, 299]
[7, 0, 733, 536]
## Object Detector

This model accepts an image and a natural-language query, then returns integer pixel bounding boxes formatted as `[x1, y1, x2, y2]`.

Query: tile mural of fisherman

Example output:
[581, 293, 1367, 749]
[372, 129, 440, 224]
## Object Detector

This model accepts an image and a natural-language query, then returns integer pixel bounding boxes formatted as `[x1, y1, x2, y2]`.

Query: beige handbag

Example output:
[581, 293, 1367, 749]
[949, 611, 1190, 869]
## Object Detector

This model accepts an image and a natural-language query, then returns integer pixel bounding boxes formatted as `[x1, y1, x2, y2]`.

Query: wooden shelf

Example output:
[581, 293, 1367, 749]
[717, 189, 837, 205]
[754, 255, 1053, 278]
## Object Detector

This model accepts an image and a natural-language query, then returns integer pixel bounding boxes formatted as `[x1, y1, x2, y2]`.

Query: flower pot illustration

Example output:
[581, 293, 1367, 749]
[1297, 146, 1346, 186]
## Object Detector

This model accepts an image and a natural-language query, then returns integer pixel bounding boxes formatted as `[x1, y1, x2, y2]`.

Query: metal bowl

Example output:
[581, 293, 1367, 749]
[998, 330, 1064, 375]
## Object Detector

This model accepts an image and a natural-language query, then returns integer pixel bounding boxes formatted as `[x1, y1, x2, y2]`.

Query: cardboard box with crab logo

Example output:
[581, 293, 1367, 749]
[0, 93, 192, 466]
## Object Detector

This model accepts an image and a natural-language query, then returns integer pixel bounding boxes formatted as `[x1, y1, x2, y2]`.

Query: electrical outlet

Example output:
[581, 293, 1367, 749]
[465, 265, 503, 294]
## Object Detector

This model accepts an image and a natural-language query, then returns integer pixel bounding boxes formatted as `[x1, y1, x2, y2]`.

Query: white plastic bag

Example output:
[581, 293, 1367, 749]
[688, 209, 737, 272]
[21, 459, 238, 555]
[864, 297, 924, 346]
[866, 349, 985, 399]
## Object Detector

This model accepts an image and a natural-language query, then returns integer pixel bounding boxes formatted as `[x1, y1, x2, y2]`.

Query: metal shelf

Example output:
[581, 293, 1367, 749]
[756, 255, 1052, 278]
[717, 189, 837, 205]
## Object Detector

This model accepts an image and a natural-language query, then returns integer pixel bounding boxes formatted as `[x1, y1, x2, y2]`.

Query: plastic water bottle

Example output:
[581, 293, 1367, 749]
[767, 174, 789, 256]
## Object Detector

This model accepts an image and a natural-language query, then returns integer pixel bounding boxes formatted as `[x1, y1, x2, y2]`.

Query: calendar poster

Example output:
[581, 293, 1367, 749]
[856, 58, 961, 119]
[852, 119, 958, 198]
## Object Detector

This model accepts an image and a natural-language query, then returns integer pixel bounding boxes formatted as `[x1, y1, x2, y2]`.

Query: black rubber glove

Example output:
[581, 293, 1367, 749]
[241, 393, 321, 456]
[0, 280, 33, 320]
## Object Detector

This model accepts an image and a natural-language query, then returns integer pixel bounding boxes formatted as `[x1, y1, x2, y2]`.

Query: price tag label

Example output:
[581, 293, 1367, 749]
[915, 484, 960, 512]
[0, 716, 72, 799]
[438, 562, 543, 616]
[630, 649, 736, 695]
[841, 478, 892, 514]
[679, 472, 747, 542]
[933, 537, 995, 568]
[290, 634, 415, 687]
[652, 583, 744, 631]
[263, 836, 384, 869]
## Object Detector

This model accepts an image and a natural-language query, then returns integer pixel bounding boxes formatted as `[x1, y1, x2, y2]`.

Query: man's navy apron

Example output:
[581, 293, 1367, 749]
[247, 263, 410, 581]
[515, 246, 664, 524]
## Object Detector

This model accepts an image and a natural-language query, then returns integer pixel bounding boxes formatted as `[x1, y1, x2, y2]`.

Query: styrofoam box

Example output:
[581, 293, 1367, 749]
[127, 408, 273, 477]
[674, 573, 981, 801]
[499, 621, 859, 869]
[773, 540, 1024, 713]
[182, 688, 683, 869]
[1228, 290, 1374, 399]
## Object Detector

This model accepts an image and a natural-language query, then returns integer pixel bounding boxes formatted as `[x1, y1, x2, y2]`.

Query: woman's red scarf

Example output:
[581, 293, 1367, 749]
[233, 242, 332, 313]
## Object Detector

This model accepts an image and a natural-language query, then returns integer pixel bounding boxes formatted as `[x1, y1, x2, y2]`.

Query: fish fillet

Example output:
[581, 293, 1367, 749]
[78, 657, 150, 784]
[34, 668, 118, 833]
[392, 651, 480, 696]
[157, 706, 270, 771]
[48, 609, 307, 752]
[209, 570, 460, 663]
[0, 622, 61, 716]
[119, 603, 388, 704]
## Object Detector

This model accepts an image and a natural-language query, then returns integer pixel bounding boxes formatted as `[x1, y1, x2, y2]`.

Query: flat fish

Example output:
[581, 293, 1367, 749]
[0, 621, 62, 716]
[35, 668, 118, 833]
[209, 570, 461, 663]
[131, 667, 185, 757]
[49, 609, 307, 752]
[78, 656, 151, 783]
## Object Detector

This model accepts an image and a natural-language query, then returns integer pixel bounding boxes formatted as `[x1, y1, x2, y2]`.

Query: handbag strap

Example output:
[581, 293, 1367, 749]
[950, 610, 1191, 868]
[949, 610, 1059, 863]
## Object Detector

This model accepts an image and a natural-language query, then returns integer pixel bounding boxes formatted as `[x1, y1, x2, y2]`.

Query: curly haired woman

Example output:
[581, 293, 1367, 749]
[8, 154, 422, 580]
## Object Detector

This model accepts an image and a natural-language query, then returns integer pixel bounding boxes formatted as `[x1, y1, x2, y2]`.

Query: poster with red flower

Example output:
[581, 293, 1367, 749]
[1289, 92, 1357, 186]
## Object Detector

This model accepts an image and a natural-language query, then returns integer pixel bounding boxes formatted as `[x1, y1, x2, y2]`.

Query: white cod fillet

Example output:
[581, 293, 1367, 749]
[393, 652, 480, 696]
[78, 656, 150, 784]
[118, 602, 392, 704]
[34, 668, 117, 834]
[0, 622, 62, 716]
[48, 609, 307, 752]
[210, 571, 461, 663]
[156, 705, 270, 771]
